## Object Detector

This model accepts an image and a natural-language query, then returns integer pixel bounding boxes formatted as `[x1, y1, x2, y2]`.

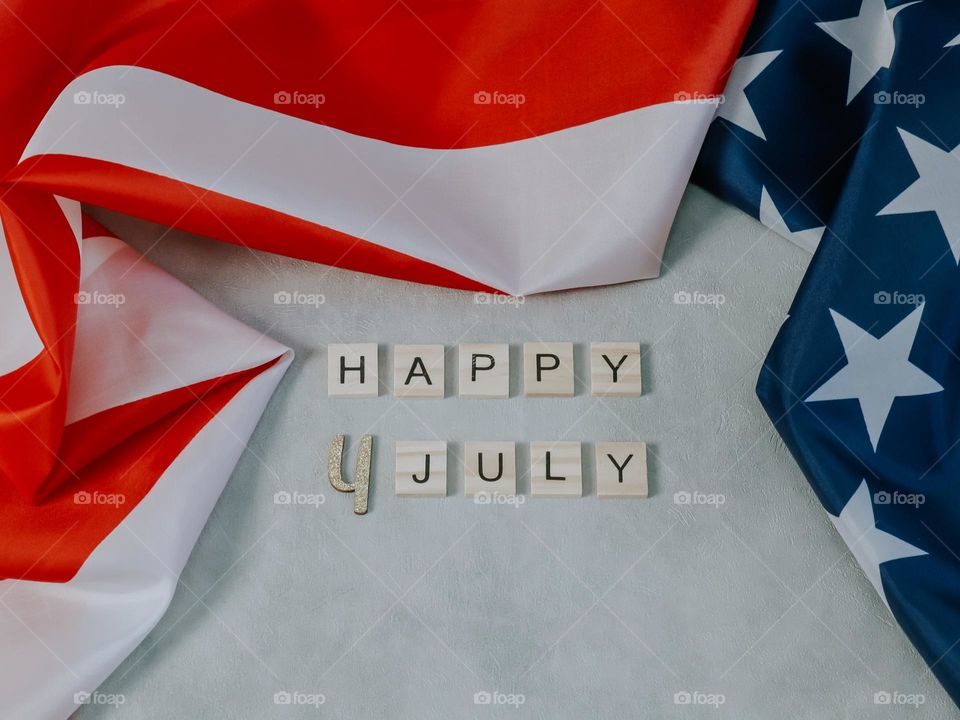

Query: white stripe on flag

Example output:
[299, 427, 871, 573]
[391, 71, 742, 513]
[23, 66, 718, 295]
[0, 354, 290, 720]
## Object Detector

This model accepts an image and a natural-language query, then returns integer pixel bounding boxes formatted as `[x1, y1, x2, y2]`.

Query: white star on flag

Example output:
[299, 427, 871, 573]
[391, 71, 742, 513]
[806, 304, 942, 451]
[716, 50, 782, 140]
[947, 32, 960, 47]
[758, 186, 826, 252]
[879, 128, 960, 263]
[830, 480, 927, 611]
[816, 0, 919, 104]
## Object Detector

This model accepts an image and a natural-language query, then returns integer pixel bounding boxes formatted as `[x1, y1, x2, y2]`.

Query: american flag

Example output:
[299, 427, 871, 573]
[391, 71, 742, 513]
[8, 0, 960, 715]
[696, 0, 960, 705]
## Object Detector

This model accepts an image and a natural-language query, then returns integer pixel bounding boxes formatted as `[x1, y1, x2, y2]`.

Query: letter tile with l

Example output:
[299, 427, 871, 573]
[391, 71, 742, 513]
[530, 441, 582, 497]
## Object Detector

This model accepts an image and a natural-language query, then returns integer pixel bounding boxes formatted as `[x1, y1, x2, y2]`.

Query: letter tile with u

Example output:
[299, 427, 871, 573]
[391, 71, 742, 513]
[464, 442, 516, 498]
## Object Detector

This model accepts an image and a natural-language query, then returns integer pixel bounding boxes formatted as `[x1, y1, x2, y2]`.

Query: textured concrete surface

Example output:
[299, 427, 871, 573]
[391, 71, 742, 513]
[76, 185, 953, 718]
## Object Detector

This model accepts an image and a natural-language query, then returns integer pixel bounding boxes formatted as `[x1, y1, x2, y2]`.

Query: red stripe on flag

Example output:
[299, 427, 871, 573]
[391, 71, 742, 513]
[9, 155, 497, 293]
[0, 358, 280, 584]
[0, 0, 755, 158]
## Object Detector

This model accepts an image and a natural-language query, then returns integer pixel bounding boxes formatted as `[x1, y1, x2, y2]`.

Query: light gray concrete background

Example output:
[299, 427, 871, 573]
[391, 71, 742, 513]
[75, 185, 953, 718]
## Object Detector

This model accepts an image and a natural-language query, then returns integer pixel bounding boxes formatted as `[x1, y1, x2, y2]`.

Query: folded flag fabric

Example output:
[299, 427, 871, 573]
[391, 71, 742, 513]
[4, 0, 756, 296]
[697, 0, 960, 706]
[0, 197, 292, 719]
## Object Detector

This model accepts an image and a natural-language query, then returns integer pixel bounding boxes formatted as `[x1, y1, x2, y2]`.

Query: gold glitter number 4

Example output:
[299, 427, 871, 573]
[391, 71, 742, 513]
[328, 434, 372, 515]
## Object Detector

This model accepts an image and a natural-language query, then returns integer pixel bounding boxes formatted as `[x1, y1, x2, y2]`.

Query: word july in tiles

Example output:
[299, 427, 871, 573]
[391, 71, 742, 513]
[395, 440, 648, 500]
[326, 342, 642, 398]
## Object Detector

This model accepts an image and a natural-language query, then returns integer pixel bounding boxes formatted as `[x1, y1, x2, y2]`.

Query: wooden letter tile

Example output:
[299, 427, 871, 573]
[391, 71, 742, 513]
[530, 441, 582, 497]
[591, 342, 641, 396]
[394, 345, 444, 398]
[595, 442, 647, 498]
[458, 344, 509, 398]
[395, 441, 447, 496]
[328, 343, 378, 397]
[464, 441, 516, 498]
[523, 342, 574, 396]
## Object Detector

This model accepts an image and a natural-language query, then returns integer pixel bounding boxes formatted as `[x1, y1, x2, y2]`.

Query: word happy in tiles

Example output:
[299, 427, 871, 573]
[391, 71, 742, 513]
[327, 342, 642, 398]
